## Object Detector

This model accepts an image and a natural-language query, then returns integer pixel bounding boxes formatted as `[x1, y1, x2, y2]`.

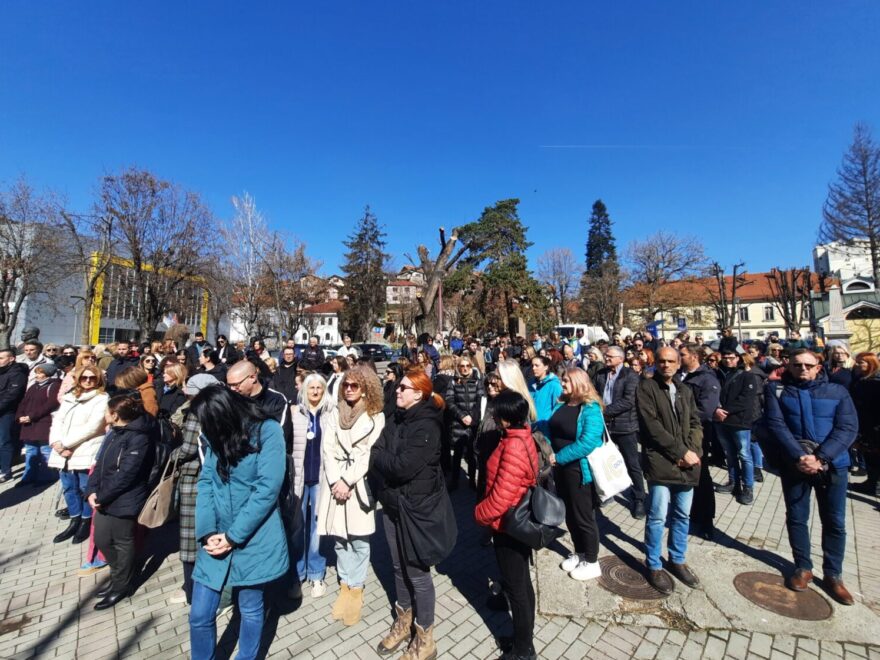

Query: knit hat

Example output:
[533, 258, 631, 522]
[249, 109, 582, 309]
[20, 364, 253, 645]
[35, 362, 57, 378]
[184, 373, 221, 396]
[825, 339, 851, 354]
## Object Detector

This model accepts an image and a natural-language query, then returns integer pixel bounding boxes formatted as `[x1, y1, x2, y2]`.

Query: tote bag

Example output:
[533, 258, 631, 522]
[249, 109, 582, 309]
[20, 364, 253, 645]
[587, 417, 633, 502]
[138, 455, 179, 528]
[396, 469, 458, 568]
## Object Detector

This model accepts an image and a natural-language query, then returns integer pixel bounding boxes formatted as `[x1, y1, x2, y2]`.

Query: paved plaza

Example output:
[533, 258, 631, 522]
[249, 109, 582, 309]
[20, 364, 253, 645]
[0, 465, 878, 660]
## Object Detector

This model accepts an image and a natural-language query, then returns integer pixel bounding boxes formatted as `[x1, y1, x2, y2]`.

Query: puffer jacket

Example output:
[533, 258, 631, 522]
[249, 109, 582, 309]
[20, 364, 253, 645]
[764, 371, 858, 469]
[86, 414, 157, 517]
[550, 401, 604, 485]
[370, 401, 443, 523]
[475, 428, 538, 532]
[530, 373, 563, 435]
[0, 361, 28, 415]
[445, 375, 484, 448]
[292, 404, 328, 498]
[593, 366, 640, 434]
[48, 390, 110, 470]
[637, 376, 703, 487]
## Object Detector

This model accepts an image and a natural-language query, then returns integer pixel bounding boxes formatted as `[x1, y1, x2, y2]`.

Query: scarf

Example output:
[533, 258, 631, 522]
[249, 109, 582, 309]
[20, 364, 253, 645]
[338, 398, 367, 430]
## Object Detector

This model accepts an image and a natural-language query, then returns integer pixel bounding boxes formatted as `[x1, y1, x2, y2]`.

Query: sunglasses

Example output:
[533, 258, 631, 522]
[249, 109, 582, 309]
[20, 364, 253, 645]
[343, 382, 361, 390]
[80, 375, 97, 382]
[144, 359, 157, 364]
[396, 383, 416, 392]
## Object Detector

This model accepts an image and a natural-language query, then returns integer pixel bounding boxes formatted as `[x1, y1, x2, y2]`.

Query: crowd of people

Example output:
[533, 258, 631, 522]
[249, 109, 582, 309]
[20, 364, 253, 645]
[0, 323, 874, 660]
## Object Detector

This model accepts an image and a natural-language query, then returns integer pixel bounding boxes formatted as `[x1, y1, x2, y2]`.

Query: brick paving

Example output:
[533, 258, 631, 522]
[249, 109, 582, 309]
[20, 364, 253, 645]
[0, 464, 878, 659]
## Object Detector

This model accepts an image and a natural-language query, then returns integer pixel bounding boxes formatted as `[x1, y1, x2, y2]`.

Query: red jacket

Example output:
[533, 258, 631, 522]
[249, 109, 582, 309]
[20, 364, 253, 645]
[475, 428, 538, 531]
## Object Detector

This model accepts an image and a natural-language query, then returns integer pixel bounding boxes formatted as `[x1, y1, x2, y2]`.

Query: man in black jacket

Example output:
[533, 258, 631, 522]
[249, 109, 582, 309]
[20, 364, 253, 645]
[637, 347, 703, 595]
[595, 346, 646, 518]
[227, 360, 292, 452]
[105, 342, 140, 393]
[198, 348, 228, 382]
[0, 349, 28, 481]
[271, 347, 299, 403]
[299, 336, 325, 372]
[714, 348, 761, 505]
[185, 332, 210, 371]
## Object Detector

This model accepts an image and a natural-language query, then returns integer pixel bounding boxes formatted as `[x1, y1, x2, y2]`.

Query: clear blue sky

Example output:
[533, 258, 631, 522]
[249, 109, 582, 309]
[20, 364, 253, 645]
[2, 2, 878, 277]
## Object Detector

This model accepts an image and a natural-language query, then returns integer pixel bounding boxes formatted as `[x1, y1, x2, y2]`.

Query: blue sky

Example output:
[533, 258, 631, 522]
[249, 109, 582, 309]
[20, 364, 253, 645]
[2, 2, 878, 277]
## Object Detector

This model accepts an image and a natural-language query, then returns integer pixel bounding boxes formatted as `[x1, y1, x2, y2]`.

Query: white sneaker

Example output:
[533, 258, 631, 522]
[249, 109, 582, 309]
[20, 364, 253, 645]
[311, 580, 327, 598]
[561, 553, 581, 572]
[570, 560, 602, 581]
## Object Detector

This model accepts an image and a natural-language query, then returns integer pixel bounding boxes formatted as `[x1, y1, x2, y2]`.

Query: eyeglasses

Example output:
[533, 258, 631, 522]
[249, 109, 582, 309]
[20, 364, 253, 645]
[144, 359, 156, 364]
[343, 382, 361, 391]
[228, 373, 255, 389]
[79, 375, 97, 382]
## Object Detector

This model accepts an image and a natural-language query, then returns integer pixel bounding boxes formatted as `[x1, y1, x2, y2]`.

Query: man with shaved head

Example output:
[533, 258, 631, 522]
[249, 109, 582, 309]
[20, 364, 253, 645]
[227, 360, 290, 448]
[637, 347, 703, 595]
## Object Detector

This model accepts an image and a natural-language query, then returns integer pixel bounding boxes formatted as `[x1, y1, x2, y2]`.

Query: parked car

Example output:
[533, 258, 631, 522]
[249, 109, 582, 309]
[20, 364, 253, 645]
[355, 343, 394, 362]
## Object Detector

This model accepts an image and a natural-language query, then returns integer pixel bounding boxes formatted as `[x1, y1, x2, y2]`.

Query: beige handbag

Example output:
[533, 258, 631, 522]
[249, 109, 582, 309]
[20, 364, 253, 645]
[138, 455, 179, 528]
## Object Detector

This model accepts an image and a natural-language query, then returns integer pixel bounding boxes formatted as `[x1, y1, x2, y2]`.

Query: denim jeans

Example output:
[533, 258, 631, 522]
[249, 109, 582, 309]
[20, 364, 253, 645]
[750, 438, 764, 470]
[716, 425, 754, 488]
[190, 581, 265, 660]
[0, 413, 17, 477]
[59, 469, 92, 518]
[296, 483, 326, 582]
[334, 536, 370, 589]
[645, 483, 694, 570]
[21, 444, 54, 483]
[780, 466, 848, 577]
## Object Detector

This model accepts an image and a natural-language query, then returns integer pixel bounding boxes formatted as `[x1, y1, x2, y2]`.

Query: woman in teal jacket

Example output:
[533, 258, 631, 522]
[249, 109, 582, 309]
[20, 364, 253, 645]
[529, 355, 563, 436]
[188, 386, 288, 660]
[547, 368, 604, 582]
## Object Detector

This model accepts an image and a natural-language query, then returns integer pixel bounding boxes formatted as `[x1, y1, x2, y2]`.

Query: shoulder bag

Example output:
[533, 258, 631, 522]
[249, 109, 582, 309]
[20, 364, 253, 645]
[396, 468, 458, 568]
[138, 454, 179, 528]
[587, 413, 633, 502]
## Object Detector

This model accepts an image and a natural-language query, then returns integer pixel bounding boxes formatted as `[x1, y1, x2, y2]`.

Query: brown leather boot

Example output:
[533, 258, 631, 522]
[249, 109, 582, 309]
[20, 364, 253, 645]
[400, 623, 436, 660]
[785, 569, 813, 592]
[331, 583, 349, 620]
[376, 603, 413, 655]
[824, 576, 854, 606]
[343, 586, 363, 626]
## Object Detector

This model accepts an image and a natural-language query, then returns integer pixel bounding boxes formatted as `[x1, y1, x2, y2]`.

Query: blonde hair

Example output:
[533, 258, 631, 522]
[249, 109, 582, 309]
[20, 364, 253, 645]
[561, 368, 603, 408]
[75, 350, 97, 370]
[496, 359, 537, 422]
[338, 364, 384, 416]
[438, 355, 456, 372]
[163, 363, 188, 389]
[73, 365, 106, 396]
[265, 357, 278, 374]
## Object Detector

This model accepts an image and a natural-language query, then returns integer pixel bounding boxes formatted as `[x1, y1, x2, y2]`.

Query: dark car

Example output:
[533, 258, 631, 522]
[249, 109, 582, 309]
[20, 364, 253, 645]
[356, 344, 394, 361]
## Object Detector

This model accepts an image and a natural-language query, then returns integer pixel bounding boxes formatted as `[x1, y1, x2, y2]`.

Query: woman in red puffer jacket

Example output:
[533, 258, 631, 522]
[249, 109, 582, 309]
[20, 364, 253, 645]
[475, 391, 538, 660]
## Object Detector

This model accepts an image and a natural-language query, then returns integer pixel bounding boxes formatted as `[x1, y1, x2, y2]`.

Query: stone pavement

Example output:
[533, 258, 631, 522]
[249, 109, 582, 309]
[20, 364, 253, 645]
[0, 464, 878, 659]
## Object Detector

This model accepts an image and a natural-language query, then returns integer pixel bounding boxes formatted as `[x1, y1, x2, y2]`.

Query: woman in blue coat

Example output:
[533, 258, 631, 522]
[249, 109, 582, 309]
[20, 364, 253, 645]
[188, 386, 288, 660]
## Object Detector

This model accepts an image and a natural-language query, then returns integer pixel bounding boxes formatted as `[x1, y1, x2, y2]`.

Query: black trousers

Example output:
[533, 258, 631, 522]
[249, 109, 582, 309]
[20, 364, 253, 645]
[93, 511, 137, 594]
[555, 464, 599, 562]
[690, 421, 717, 528]
[384, 519, 436, 628]
[493, 532, 535, 657]
[610, 432, 646, 503]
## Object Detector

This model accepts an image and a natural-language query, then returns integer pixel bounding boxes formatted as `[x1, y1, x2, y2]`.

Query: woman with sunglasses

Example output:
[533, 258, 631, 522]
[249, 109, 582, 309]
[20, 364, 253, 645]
[317, 365, 385, 626]
[58, 350, 99, 403]
[445, 356, 485, 490]
[140, 354, 160, 382]
[48, 366, 110, 545]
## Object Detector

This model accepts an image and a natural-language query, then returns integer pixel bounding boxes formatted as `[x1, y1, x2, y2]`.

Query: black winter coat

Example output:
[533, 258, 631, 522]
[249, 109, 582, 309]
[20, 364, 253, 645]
[594, 366, 640, 434]
[717, 367, 761, 429]
[681, 364, 721, 422]
[370, 401, 443, 522]
[156, 385, 187, 418]
[445, 375, 485, 448]
[299, 346, 325, 371]
[271, 363, 299, 404]
[0, 362, 28, 416]
[87, 415, 157, 517]
[105, 356, 140, 392]
[852, 374, 880, 450]
[637, 376, 703, 487]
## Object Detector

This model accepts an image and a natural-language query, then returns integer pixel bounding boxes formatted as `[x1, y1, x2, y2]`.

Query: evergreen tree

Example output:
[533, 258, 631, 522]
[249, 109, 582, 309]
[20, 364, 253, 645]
[340, 206, 390, 340]
[585, 199, 617, 274]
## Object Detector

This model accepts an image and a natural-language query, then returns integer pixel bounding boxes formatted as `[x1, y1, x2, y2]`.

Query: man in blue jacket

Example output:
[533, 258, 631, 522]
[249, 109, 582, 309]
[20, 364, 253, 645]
[764, 349, 858, 606]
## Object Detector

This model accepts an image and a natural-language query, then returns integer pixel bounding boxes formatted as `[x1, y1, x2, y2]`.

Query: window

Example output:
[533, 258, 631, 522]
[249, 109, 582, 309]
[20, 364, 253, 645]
[325, 333, 331, 341]
[763, 305, 775, 321]
[739, 306, 750, 322]
[301, 332, 308, 341]
[692, 309, 702, 323]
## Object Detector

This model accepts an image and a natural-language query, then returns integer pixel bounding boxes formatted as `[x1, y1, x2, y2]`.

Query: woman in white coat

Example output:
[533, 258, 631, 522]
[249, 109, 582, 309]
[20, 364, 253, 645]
[49, 365, 110, 545]
[317, 365, 385, 626]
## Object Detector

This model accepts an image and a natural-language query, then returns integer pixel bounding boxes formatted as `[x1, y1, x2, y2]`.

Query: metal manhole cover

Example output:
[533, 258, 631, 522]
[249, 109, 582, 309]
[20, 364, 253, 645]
[733, 571, 833, 621]
[597, 556, 668, 600]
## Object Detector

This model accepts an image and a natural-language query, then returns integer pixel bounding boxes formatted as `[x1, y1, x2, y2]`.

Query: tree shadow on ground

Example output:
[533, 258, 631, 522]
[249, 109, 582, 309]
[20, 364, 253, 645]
[131, 519, 181, 593]
[0, 478, 56, 510]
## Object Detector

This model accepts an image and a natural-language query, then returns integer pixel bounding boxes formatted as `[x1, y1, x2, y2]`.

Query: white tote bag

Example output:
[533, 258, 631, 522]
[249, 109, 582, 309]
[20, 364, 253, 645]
[587, 418, 633, 502]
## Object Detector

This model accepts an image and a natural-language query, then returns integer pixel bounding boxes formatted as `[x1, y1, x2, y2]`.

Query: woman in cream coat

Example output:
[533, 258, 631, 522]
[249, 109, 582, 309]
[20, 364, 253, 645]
[317, 365, 385, 626]
[49, 365, 110, 545]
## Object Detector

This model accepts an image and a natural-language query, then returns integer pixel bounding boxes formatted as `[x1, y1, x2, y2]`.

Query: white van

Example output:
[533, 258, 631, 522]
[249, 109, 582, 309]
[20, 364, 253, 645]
[554, 324, 609, 345]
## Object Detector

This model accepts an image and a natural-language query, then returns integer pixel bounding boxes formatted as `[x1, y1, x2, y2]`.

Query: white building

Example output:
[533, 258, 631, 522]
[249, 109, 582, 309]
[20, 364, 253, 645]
[813, 240, 875, 281]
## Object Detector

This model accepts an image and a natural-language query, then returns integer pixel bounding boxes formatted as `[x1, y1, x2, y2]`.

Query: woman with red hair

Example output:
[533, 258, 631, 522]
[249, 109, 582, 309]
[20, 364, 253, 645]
[370, 368, 451, 660]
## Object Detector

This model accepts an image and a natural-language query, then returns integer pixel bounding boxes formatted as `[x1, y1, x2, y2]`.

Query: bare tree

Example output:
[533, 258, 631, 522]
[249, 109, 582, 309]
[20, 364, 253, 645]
[537, 248, 581, 323]
[705, 262, 751, 330]
[625, 231, 707, 323]
[0, 178, 68, 347]
[820, 122, 880, 283]
[263, 231, 323, 344]
[581, 263, 624, 334]
[765, 267, 819, 333]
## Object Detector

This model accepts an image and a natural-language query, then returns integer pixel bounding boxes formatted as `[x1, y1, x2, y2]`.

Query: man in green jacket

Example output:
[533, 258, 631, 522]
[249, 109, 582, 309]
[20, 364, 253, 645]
[637, 347, 703, 595]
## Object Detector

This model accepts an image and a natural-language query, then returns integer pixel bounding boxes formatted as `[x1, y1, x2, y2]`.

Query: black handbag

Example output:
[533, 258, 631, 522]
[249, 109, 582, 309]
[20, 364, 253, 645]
[396, 469, 458, 568]
[501, 436, 566, 550]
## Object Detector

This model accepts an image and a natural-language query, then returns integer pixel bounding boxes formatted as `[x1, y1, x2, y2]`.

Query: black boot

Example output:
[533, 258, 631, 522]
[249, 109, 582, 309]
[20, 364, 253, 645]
[72, 517, 92, 544]
[754, 468, 764, 483]
[54, 517, 81, 543]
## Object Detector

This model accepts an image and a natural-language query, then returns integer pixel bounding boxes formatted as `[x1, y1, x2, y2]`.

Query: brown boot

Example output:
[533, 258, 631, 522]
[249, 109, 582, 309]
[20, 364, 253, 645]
[824, 576, 854, 606]
[376, 603, 413, 655]
[400, 622, 437, 660]
[342, 586, 363, 626]
[785, 569, 813, 592]
[331, 583, 349, 620]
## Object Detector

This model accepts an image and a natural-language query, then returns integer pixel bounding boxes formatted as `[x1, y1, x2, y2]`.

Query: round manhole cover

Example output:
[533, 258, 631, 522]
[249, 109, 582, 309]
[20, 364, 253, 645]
[598, 556, 668, 600]
[733, 571, 833, 621]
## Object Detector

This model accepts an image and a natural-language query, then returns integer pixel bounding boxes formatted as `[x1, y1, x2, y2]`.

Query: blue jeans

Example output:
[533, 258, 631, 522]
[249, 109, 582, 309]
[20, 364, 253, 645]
[716, 425, 754, 488]
[780, 466, 848, 578]
[190, 581, 265, 660]
[644, 483, 694, 570]
[59, 469, 92, 518]
[296, 483, 326, 582]
[335, 536, 370, 589]
[751, 439, 764, 470]
[0, 413, 17, 477]
[22, 444, 54, 483]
